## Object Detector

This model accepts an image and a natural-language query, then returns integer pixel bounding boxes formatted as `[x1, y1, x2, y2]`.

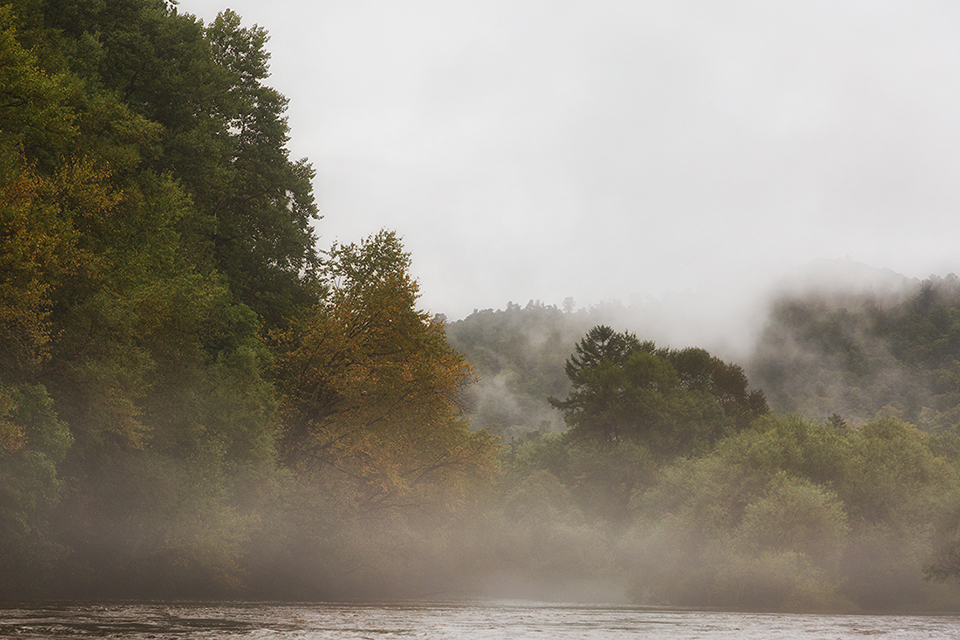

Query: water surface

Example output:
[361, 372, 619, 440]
[1, 601, 958, 638]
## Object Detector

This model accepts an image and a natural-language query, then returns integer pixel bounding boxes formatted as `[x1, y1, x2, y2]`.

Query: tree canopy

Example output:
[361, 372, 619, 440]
[550, 325, 766, 455]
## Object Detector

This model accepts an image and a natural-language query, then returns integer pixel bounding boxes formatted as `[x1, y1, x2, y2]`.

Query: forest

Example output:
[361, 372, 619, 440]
[3, 0, 960, 611]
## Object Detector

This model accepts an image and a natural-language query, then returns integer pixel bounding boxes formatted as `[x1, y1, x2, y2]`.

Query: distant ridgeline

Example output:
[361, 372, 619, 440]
[450, 276, 960, 435]
[446, 304, 767, 443]
[751, 273, 960, 430]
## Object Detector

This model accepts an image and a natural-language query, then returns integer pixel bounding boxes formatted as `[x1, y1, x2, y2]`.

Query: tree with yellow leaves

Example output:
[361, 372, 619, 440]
[272, 230, 498, 514]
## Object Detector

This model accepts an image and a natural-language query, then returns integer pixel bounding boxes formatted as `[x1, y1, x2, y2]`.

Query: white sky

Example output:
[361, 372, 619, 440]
[182, 0, 960, 339]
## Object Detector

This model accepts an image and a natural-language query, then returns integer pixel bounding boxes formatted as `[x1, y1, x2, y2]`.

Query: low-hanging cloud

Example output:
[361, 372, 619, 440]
[183, 0, 960, 330]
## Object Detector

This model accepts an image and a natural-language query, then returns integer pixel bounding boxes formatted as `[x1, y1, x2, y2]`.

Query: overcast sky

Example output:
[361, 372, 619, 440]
[183, 0, 960, 340]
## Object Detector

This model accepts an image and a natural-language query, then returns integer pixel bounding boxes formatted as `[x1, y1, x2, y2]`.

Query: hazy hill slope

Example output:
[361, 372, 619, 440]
[449, 269, 960, 435]
[445, 302, 583, 438]
[749, 274, 960, 429]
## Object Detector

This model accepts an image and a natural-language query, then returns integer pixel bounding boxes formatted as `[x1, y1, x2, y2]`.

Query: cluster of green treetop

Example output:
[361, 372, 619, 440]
[4, 0, 960, 610]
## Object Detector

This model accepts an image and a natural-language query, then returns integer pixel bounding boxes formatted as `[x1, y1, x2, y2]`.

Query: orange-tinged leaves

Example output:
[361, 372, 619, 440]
[0, 419, 25, 452]
[0, 165, 73, 369]
[0, 390, 25, 452]
[0, 151, 124, 374]
[271, 231, 498, 513]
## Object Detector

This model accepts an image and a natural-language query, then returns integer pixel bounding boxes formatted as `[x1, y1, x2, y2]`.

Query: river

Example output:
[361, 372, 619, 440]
[1, 601, 958, 638]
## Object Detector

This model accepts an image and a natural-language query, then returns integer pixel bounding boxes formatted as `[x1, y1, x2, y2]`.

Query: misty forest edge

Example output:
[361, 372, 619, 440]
[5, 0, 960, 611]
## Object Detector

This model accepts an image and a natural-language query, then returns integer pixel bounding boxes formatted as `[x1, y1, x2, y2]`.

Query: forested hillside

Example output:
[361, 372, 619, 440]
[0, 0, 495, 599]
[751, 274, 960, 430]
[445, 302, 583, 439]
[4, 0, 960, 612]
[450, 273, 960, 437]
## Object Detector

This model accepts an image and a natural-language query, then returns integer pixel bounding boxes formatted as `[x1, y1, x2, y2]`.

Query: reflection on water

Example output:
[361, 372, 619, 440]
[1, 601, 958, 639]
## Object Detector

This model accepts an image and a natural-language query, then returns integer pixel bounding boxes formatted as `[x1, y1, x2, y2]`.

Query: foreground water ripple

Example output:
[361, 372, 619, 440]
[0, 601, 958, 638]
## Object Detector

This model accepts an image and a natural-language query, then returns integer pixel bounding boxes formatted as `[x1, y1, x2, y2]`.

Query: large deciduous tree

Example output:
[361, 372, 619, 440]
[272, 230, 498, 511]
[252, 231, 498, 597]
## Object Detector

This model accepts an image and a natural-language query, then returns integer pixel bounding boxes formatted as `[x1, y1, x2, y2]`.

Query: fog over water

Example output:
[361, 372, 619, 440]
[183, 0, 960, 336]
[4, 602, 960, 639]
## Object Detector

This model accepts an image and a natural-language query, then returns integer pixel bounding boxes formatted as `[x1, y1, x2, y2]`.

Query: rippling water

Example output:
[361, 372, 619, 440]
[1, 601, 959, 639]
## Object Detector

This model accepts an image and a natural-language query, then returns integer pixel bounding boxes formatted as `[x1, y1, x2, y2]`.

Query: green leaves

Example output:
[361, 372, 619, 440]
[199, 10, 320, 328]
[0, 383, 73, 596]
[564, 325, 644, 378]
[552, 326, 750, 455]
[629, 413, 960, 609]
[0, 5, 77, 158]
[752, 274, 960, 428]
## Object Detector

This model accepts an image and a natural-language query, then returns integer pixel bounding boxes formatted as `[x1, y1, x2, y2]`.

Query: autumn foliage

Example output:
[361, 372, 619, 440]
[0, 0, 497, 599]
